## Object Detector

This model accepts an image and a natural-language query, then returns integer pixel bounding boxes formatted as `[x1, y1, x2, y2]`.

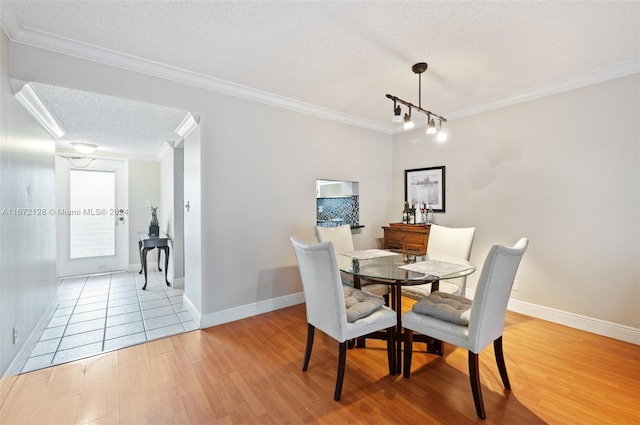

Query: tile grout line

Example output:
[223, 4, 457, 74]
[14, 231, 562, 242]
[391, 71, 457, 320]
[100, 273, 113, 352]
[23, 272, 188, 373]
[136, 272, 150, 342]
[48, 275, 88, 368]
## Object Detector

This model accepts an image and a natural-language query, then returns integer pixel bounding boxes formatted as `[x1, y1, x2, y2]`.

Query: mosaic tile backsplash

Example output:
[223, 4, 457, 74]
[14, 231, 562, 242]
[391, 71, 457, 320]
[317, 196, 359, 227]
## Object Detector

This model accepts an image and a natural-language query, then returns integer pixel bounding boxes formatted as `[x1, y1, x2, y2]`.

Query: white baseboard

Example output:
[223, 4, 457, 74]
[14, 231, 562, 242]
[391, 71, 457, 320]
[127, 263, 140, 272]
[171, 276, 184, 289]
[466, 288, 640, 345]
[200, 292, 305, 329]
[182, 293, 202, 327]
[4, 294, 60, 377]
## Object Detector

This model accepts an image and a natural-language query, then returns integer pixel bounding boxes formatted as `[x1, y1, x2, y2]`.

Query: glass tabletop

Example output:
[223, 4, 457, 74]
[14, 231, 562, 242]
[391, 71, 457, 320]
[339, 251, 475, 285]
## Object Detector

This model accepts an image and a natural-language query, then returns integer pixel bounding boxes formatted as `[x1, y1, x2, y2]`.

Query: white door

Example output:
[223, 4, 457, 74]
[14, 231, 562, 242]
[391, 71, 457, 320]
[56, 155, 128, 277]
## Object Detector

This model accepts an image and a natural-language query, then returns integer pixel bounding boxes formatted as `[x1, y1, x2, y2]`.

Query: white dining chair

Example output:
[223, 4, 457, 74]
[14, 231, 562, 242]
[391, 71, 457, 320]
[315, 225, 391, 301]
[402, 225, 476, 299]
[402, 238, 529, 419]
[290, 236, 397, 401]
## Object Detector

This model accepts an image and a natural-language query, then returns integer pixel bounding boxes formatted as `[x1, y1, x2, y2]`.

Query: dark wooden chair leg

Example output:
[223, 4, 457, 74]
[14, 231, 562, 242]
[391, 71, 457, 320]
[403, 329, 413, 378]
[426, 338, 444, 356]
[494, 336, 511, 390]
[468, 351, 486, 419]
[302, 324, 314, 371]
[386, 326, 396, 375]
[334, 341, 347, 401]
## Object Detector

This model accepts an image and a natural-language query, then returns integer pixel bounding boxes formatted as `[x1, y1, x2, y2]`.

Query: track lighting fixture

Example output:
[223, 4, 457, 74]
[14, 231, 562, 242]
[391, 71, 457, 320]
[437, 120, 448, 142]
[387, 62, 447, 139]
[392, 102, 403, 123]
[426, 116, 437, 134]
[403, 110, 414, 130]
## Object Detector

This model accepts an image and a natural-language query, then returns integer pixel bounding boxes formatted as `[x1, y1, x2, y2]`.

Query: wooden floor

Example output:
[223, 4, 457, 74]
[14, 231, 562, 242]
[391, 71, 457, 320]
[1, 299, 639, 424]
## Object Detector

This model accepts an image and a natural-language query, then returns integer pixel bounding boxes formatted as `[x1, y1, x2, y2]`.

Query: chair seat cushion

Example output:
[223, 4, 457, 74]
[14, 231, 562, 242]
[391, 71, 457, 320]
[412, 291, 473, 325]
[343, 286, 385, 323]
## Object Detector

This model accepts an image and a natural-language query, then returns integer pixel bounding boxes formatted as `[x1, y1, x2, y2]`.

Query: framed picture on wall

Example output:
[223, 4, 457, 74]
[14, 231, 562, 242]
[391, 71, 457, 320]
[404, 166, 446, 212]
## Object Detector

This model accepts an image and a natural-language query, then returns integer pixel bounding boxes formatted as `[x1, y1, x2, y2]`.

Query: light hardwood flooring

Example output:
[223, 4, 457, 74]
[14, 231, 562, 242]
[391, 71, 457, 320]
[1, 300, 639, 424]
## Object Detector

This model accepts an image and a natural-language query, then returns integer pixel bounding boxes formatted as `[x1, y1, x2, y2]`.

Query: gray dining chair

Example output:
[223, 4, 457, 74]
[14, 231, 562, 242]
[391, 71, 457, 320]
[402, 238, 528, 419]
[290, 236, 397, 401]
[315, 225, 391, 302]
[402, 224, 476, 299]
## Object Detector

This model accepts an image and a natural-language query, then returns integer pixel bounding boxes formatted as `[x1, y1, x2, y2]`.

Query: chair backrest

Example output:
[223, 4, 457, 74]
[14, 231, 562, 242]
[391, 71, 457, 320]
[427, 224, 476, 259]
[290, 236, 348, 342]
[315, 225, 354, 270]
[427, 225, 476, 294]
[468, 238, 529, 353]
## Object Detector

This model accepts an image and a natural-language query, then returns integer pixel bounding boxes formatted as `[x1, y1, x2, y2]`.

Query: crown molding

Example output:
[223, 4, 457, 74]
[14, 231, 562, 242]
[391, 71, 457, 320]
[174, 113, 199, 140]
[7, 23, 637, 136]
[14, 81, 66, 138]
[156, 141, 175, 161]
[10, 27, 394, 135]
[392, 59, 640, 136]
[446, 59, 640, 121]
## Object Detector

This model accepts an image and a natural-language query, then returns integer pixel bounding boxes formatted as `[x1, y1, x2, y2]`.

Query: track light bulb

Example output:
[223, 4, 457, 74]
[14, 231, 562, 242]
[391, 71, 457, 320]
[426, 118, 437, 134]
[437, 131, 447, 142]
[403, 113, 414, 130]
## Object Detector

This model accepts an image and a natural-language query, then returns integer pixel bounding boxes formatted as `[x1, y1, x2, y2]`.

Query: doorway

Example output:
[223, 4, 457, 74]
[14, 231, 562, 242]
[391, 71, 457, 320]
[55, 155, 128, 277]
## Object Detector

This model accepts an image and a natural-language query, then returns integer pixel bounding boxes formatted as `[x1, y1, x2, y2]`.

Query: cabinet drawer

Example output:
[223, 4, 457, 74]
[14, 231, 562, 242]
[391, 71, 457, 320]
[386, 231, 424, 245]
[403, 243, 426, 253]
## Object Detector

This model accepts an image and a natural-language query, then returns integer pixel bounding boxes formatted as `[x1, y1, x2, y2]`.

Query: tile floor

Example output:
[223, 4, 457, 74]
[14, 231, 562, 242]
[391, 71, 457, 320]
[20, 269, 197, 374]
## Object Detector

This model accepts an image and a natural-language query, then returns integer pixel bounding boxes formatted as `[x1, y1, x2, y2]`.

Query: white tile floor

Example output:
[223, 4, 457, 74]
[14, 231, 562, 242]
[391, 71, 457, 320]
[20, 269, 197, 374]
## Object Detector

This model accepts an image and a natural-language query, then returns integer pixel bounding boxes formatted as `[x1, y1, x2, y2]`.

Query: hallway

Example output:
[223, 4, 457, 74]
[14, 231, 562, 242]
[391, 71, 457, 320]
[20, 270, 197, 373]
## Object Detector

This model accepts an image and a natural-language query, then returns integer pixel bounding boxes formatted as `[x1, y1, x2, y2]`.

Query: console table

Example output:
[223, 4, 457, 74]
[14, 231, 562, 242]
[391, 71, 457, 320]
[382, 223, 431, 254]
[138, 231, 170, 290]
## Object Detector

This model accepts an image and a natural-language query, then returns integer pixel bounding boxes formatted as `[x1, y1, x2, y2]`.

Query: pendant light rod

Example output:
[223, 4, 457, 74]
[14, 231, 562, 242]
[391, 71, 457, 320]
[385, 94, 447, 123]
[386, 61, 447, 124]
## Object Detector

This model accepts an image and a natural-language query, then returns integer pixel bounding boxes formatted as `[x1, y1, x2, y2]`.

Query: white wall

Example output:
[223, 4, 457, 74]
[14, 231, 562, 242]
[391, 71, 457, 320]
[8, 44, 393, 326]
[392, 74, 640, 329]
[127, 160, 160, 268]
[198, 96, 392, 315]
[159, 145, 184, 283]
[0, 30, 57, 376]
[183, 128, 202, 313]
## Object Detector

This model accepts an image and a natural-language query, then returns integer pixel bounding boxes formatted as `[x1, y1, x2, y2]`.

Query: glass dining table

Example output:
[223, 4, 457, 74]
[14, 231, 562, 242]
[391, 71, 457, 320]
[339, 249, 476, 373]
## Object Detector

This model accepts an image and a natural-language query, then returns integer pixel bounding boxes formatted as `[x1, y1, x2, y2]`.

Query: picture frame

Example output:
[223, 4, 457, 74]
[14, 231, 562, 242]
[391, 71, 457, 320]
[404, 166, 446, 213]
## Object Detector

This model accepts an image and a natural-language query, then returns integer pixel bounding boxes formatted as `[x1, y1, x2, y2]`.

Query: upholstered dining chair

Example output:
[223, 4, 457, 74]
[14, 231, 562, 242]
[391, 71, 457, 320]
[402, 225, 476, 299]
[290, 237, 397, 401]
[402, 238, 528, 419]
[315, 225, 391, 301]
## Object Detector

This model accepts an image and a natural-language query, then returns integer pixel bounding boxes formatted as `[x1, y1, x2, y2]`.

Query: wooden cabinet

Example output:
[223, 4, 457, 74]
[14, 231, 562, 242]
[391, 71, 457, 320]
[382, 223, 431, 254]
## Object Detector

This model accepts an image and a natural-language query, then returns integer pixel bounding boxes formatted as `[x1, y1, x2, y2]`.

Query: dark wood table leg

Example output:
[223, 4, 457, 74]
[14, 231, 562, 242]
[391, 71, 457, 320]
[138, 240, 143, 274]
[142, 247, 150, 290]
[394, 281, 402, 373]
[163, 246, 170, 286]
[428, 279, 442, 354]
[157, 247, 162, 272]
[431, 279, 440, 292]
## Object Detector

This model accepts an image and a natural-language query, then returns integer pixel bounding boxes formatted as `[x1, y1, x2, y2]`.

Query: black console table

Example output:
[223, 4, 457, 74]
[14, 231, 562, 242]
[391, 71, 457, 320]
[138, 231, 170, 290]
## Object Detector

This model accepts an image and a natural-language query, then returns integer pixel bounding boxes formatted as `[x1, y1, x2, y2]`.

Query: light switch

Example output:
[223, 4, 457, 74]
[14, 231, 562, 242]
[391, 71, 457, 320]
[145, 200, 151, 208]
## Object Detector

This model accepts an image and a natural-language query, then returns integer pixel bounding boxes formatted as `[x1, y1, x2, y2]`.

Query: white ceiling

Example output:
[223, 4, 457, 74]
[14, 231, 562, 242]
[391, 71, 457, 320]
[3, 1, 639, 157]
[32, 83, 188, 159]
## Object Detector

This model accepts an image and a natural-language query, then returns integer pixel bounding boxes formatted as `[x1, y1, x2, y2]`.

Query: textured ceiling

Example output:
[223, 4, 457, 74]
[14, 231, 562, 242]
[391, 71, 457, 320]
[5, 1, 640, 156]
[32, 83, 188, 159]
